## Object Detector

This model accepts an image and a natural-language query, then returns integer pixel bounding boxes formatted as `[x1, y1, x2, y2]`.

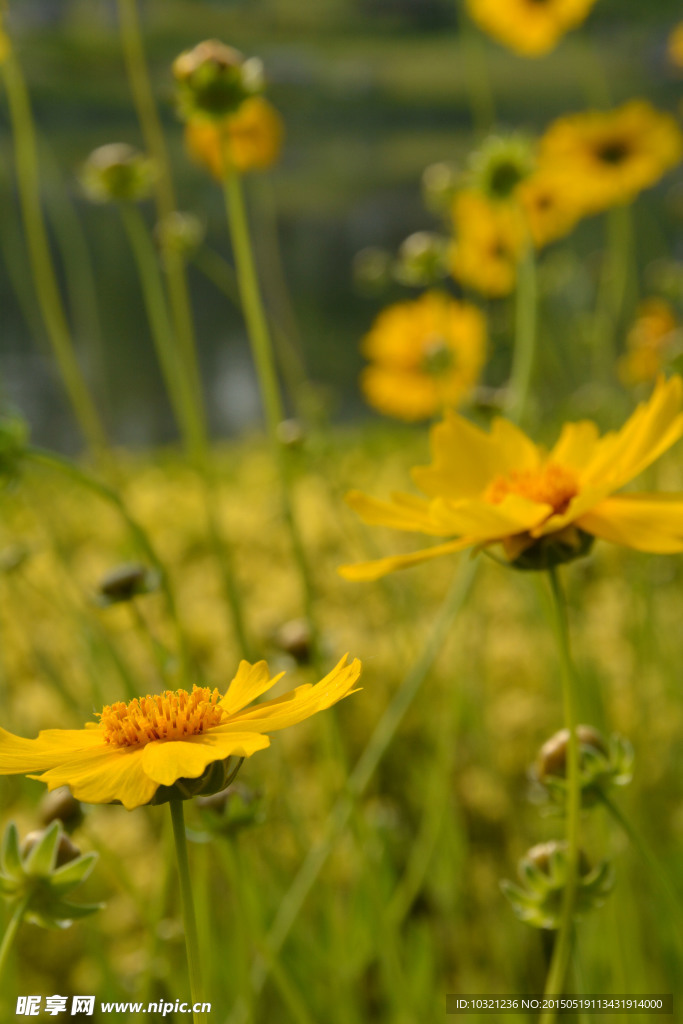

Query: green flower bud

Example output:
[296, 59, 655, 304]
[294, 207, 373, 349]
[501, 840, 614, 930]
[422, 161, 460, 213]
[81, 143, 157, 204]
[352, 247, 393, 294]
[505, 525, 594, 572]
[0, 821, 101, 929]
[39, 786, 84, 833]
[173, 40, 263, 121]
[393, 232, 449, 288]
[532, 726, 634, 810]
[469, 134, 535, 201]
[95, 563, 160, 606]
[273, 618, 312, 664]
[155, 211, 206, 258]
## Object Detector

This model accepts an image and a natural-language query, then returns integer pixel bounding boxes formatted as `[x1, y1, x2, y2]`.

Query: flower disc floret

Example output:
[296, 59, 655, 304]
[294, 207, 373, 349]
[98, 687, 225, 748]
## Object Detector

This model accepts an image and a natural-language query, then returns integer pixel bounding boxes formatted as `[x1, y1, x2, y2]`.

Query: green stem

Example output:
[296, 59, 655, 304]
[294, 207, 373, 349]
[116, 0, 205, 422]
[541, 567, 581, 1024]
[222, 168, 319, 658]
[0, 894, 30, 983]
[508, 244, 537, 424]
[455, 0, 496, 136]
[592, 205, 633, 381]
[169, 800, 202, 1024]
[0, 43, 108, 459]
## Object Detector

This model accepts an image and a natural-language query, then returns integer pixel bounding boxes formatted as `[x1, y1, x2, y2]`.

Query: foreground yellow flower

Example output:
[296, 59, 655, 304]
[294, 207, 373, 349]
[539, 102, 683, 214]
[340, 376, 683, 580]
[185, 96, 284, 177]
[0, 656, 361, 810]
[466, 0, 598, 58]
[449, 189, 526, 297]
[618, 300, 679, 387]
[360, 291, 487, 421]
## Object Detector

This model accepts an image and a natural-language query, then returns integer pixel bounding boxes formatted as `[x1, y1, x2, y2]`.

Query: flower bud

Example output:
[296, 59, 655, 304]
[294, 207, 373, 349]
[80, 143, 157, 204]
[503, 525, 594, 572]
[147, 755, 244, 805]
[273, 618, 312, 664]
[352, 247, 393, 294]
[0, 822, 101, 929]
[96, 563, 160, 606]
[173, 40, 263, 121]
[155, 211, 205, 259]
[468, 134, 535, 201]
[532, 726, 633, 809]
[422, 161, 460, 213]
[393, 232, 449, 287]
[39, 786, 84, 833]
[501, 840, 614, 929]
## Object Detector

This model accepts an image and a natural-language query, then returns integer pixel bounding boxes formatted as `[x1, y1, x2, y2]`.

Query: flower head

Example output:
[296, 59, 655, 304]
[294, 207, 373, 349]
[466, 0, 598, 58]
[618, 299, 680, 387]
[360, 291, 487, 421]
[80, 144, 157, 204]
[340, 375, 683, 579]
[0, 656, 361, 810]
[517, 169, 584, 248]
[449, 189, 526, 297]
[185, 97, 284, 177]
[539, 102, 683, 214]
[173, 40, 263, 121]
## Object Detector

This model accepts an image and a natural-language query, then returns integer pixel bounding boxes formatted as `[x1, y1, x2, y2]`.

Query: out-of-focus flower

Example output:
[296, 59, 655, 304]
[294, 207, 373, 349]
[668, 22, 683, 70]
[618, 300, 680, 387]
[360, 291, 487, 422]
[173, 40, 263, 121]
[517, 170, 584, 248]
[0, 657, 361, 810]
[465, 0, 598, 58]
[449, 189, 526, 297]
[185, 97, 284, 177]
[340, 375, 683, 579]
[468, 134, 535, 201]
[155, 212, 205, 258]
[394, 232, 449, 287]
[353, 247, 393, 294]
[80, 144, 157, 204]
[501, 841, 613, 929]
[539, 102, 683, 215]
[96, 563, 160, 607]
[422, 162, 460, 213]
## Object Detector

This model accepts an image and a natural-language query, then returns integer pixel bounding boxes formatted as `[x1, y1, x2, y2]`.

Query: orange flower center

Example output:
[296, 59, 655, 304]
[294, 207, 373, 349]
[98, 686, 224, 748]
[486, 462, 579, 514]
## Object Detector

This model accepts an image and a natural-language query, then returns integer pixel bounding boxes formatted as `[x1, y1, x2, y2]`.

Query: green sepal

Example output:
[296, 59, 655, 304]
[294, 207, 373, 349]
[23, 821, 61, 877]
[1, 823, 23, 879]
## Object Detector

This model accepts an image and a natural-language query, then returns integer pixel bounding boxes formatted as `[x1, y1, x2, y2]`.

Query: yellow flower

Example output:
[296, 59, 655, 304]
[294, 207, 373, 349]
[618, 300, 679, 387]
[0, 656, 361, 810]
[185, 96, 284, 177]
[360, 291, 487, 421]
[668, 22, 683, 70]
[465, 0, 598, 58]
[339, 376, 683, 580]
[539, 101, 683, 214]
[449, 190, 526, 297]
[517, 170, 583, 248]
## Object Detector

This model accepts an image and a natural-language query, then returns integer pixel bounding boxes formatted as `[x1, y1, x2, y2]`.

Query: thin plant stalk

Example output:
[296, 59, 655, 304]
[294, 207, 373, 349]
[222, 168, 319, 657]
[592, 205, 634, 381]
[455, 0, 496, 137]
[169, 800, 203, 1024]
[0, 42, 108, 460]
[0, 893, 31, 983]
[508, 244, 537, 424]
[541, 567, 581, 1022]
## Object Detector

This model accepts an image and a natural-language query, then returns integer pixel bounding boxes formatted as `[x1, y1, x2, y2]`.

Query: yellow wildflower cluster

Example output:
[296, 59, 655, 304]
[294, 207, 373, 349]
[466, 0, 599, 57]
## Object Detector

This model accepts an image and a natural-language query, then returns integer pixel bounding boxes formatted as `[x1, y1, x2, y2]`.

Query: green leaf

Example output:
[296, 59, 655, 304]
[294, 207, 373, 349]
[23, 822, 61, 877]
[50, 853, 99, 896]
[1, 823, 23, 879]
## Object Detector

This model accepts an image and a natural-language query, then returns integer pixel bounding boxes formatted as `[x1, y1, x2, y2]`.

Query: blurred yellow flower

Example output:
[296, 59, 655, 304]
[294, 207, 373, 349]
[0, 656, 361, 810]
[360, 291, 487, 421]
[517, 170, 583, 248]
[185, 96, 284, 177]
[668, 22, 683, 69]
[539, 101, 683, 214]
[340, 375, 683, 579]
[449, 190, 526, 297]
[618, 300, 679, 387]
[465, 0, 598, 57]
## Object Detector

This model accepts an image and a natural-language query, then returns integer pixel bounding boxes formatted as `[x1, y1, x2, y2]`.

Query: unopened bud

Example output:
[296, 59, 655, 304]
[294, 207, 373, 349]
[532, 725, 633, 809]
[21, 829, 82, 869]
[81, 143, 157, 203]
[274, 618, 312, 664]
[155, 211, 205, 258]
[173, 40, 263, 121]
[96, 563, 160, 606]
[394, 232, 449, 287]
[39, 786, 84, 833]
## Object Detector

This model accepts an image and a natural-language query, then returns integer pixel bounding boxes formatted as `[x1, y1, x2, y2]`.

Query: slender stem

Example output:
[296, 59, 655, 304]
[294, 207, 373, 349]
[591, 205, 633, 381]
[169, 800, 202, 1024]
[455, 0, 496, 137]
[222, 168, 319, 659]
[541, 567, 581, 1024]
[116, 0, 206, 422]
[0, 42, 108, 459]
[0, 894, 30, 983]
[508, 244, 537, 424]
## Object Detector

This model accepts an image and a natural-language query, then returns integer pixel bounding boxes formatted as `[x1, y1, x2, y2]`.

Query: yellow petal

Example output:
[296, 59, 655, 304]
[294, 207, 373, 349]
[549, 420, 600, 473]
[0, 726, 103, 774]
[578, 493, 683, 553]
[221, 655, 361, 733]
[219, 661, 285, 716]
[430, 493, 549, 537]
[529, 484, 613, 538]
[344, 490, 444, 535]
[141, 732, 270, 786]
[34, 748, 157, 811]
[339, 537, 473, 581]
